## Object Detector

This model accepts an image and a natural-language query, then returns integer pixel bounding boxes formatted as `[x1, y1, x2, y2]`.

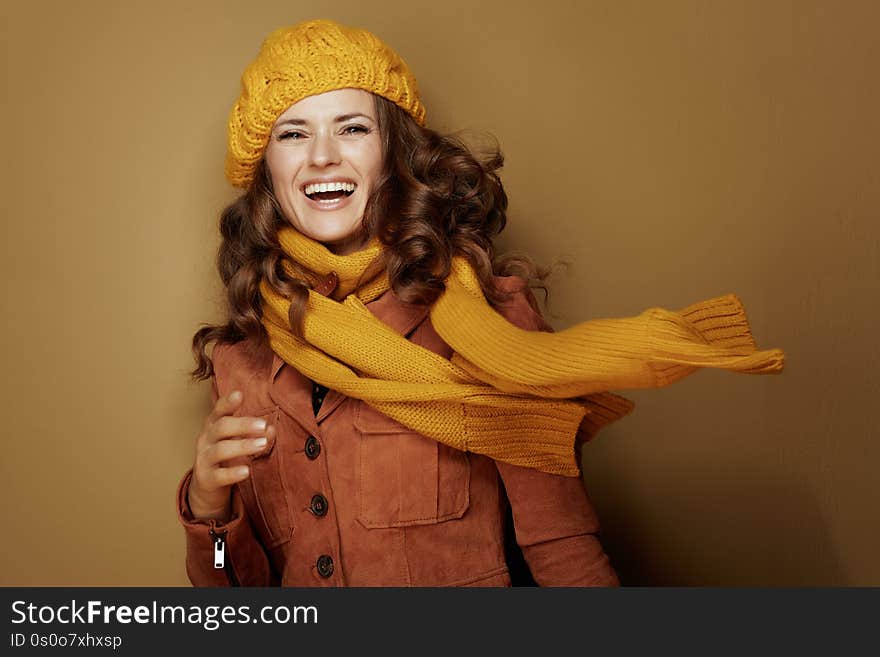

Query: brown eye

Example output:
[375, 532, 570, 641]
[341, 125, 368, 135]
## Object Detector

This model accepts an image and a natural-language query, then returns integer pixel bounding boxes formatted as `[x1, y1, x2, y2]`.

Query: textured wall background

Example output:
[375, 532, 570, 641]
[1, 0, 877, 585]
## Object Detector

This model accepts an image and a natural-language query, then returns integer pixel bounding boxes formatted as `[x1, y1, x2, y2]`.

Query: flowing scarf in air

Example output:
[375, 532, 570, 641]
[259, 227, 785, 476]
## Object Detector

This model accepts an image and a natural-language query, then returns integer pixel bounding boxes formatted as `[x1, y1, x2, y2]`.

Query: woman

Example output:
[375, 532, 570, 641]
[176, 19, 784, 587]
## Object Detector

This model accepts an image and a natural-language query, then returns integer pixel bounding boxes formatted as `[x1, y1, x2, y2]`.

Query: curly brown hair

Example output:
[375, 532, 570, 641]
[190, 94, 550, 380]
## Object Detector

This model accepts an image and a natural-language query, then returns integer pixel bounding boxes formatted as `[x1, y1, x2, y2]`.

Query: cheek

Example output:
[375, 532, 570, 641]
[363, 150, 384, 188]
[265, 157, 282, 192]
[345, 137, 384, 188]
[266, 148, 300, 188]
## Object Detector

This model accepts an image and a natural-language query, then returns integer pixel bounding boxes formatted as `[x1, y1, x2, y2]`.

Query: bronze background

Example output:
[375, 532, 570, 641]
[1, 0, 877, 585]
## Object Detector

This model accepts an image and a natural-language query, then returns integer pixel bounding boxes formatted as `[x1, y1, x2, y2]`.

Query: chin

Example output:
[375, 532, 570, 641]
[307, 228, 357, 243]
[296, 224, 360, 248]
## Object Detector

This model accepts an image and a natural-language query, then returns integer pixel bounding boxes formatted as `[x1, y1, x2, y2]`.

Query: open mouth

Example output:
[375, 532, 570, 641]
[303, 181, 356, 202]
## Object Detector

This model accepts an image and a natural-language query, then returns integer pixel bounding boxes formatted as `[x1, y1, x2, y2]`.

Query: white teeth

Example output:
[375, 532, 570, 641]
[304, 181, 356, 195]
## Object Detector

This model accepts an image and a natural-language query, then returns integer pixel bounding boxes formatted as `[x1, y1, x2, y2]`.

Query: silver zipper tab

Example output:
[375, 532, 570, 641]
[210, 526, 226, 569]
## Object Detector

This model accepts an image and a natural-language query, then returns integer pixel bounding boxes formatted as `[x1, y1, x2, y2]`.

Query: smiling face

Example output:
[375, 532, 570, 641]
[264, 88, 384, 254]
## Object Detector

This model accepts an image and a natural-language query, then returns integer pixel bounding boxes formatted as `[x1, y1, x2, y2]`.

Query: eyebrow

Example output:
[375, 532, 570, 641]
[275, 113, 375, 128]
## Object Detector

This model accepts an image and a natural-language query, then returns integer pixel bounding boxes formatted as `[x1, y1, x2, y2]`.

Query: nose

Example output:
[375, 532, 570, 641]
[309, 130, 341, 168]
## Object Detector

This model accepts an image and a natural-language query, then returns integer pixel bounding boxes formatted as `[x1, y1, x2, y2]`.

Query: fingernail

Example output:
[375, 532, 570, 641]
[253, 419, 267, 431]
[236, 466, 249, 477]
[229, 390, 242, 402]
[254, 437, 267, 448]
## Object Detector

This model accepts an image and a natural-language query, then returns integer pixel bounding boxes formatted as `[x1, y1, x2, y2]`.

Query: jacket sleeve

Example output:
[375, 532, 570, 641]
[495, 461, 619, 586]
[175, 375, 278, 586]
[492, 276, 620, 587]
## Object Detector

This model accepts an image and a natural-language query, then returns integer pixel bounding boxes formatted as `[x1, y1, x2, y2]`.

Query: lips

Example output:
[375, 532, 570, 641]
[300, 182, 356, 211]
[302, 180, 357, 201]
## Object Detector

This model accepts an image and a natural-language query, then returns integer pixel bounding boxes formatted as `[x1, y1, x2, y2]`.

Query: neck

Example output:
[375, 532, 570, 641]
[322, 224, 372, 256]
[326, 235, 370, 256]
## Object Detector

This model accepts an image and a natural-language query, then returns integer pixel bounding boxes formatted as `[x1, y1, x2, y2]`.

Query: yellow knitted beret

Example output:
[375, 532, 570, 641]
[226, 19, 426, 188]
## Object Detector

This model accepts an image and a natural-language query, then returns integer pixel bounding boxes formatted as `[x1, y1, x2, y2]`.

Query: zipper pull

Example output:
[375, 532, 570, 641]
[209, 526, 227, 569]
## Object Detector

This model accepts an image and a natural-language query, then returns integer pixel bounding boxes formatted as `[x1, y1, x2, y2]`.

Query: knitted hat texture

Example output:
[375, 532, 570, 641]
[226, 19, 426, 188]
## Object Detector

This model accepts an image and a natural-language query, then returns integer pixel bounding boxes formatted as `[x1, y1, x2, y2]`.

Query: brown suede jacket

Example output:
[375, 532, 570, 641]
[176, 273, 619, 587]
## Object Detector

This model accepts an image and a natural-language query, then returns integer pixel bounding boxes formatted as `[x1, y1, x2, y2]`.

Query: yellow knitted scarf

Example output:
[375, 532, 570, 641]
[259, 228, 785, 476]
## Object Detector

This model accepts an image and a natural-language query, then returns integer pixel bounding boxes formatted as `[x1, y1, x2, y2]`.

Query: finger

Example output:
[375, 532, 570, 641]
[202, 463, 251, 491]
[206, 414, 269, 444]
[209, 435, 270, 465]
[206, 390, 244, 426]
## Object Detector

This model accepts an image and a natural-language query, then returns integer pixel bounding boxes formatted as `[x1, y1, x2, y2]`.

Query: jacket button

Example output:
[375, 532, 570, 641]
[310, 494, 328, 517]
[316, 554, 334, 578]
[305, 435, 321, 460]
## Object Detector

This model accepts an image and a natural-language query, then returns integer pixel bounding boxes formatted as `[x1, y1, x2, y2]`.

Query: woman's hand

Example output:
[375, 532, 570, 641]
[186, 390, 274, 522]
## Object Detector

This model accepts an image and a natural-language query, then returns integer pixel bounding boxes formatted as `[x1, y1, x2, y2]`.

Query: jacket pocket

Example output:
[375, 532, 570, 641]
[354, 401, 470, 529]
[233, 406, 294, 549]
